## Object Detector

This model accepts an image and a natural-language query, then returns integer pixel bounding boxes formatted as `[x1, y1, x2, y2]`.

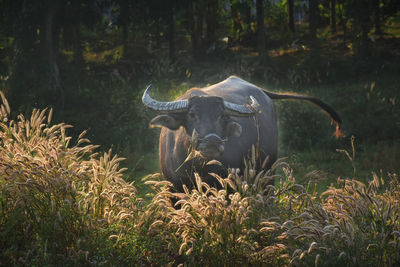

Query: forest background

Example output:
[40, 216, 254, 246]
[0, 0, 400, 265]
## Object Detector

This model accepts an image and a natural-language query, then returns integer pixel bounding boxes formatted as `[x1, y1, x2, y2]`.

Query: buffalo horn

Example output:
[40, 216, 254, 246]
[224, 96, 260, 116]
[142, 85, 188, 113]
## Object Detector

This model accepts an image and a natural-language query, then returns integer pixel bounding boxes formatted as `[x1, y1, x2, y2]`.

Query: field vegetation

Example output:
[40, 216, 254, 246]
[0, 0, 399, 265]
[0, 94, 399, 265]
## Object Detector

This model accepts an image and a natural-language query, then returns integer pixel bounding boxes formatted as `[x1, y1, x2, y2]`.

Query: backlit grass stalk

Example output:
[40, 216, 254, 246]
[0, 90, 399, 265]
[145, 146, 400, 265]
[0, 91, 140, 264]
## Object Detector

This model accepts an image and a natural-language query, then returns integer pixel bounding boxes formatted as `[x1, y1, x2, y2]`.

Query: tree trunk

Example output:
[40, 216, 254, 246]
[63, 0, 83, 65]
[196, 4, 205, 55]
[374, 0, 382, 35]
[230, 0, 243, 41]
[206, 0, 218, 50]
[256, 0, 265, 56]
[41, 1, 61, 91]
[357, 1, 371, 58]
[40, 1, 64, 106]
[330, 0, 336, 33]
[243, 1, 252, 33]
[187, 1, 206, 57]
[288, 0, 295, 32]
[309, 0, 317, 49]
[187, 1, 198, 56]
[337, 0, 346, 37]
[353, 1, 371, 59]
[72, 24, 84, 64]
[167, 2, 175, 60]
[120, 0, 129, 51]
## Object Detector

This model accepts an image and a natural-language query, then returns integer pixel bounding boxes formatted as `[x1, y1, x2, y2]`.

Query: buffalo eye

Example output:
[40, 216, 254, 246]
[188, 111, 197, 120]
[218, 114, 228, 122]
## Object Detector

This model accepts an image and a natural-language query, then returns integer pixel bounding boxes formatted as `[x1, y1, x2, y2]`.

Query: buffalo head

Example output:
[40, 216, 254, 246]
[142, 85, 259, 159]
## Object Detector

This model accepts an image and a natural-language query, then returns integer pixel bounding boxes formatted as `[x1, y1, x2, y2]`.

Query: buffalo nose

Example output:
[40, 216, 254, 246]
[203, 133, 223, 144]
[197, 133, 225, 158]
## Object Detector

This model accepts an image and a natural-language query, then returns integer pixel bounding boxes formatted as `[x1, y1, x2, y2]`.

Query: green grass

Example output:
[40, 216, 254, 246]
[130, 67, 400, 196]
[281, 140, 400, 191]
[2, 14, 400, 264]
[0, 92, 399, 265]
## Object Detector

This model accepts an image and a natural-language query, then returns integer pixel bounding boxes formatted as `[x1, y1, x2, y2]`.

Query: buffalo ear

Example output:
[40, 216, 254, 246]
[227, 121, 242, 137]
[149, 114, 182, 130]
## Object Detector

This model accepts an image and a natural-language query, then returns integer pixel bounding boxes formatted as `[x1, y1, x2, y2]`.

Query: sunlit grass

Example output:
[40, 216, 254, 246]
[0, 88, 398, 264]
[386, 11, 400, 38]
[142, 145, 400, 265]
[84, 45, 124, 64]
[1, 23, 400, 263]
[0, 91, 141, 265]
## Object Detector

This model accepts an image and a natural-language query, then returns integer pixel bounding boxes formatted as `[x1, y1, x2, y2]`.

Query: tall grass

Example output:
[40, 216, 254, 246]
[0, 92, 140, 265]
[0, 92, 399, 265]
[143, 146, 400, 265]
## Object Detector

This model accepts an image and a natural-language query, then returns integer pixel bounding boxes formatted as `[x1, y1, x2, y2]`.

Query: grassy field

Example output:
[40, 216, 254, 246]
[124, 51, 400, 198]
[0, 93, 399, 265]
[1, 15, 400, 265]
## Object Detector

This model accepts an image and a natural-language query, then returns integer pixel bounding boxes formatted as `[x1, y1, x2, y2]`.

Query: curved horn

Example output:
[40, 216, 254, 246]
[224, 96, 260, 116]
[142, 85, 188, 113]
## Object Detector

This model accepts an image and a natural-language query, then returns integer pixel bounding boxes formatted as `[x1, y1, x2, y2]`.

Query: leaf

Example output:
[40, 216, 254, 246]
[206, 160, 222, 166]
[175, 149, 199, 172]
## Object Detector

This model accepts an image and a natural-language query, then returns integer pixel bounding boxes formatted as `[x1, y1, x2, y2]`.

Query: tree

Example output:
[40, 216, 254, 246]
[230, 0, 244, 41]
[186, 0, 206, 57]
[187, 1, 198, 54]
[288, 0, 295, 32]
[351, 0, 373, 58]
[309, 0, 318, 48]
[167, 0, 175, 60]
[206, 0, 218, 50]
[63, 0, 86, 64]
[330, 0, 337, 33]
[373, 0, 382, 35]
[40, 0, 63, 95]
[337, 0, 347, 36]
[116, 0, 130, 50]
[256, 0, 265, 55]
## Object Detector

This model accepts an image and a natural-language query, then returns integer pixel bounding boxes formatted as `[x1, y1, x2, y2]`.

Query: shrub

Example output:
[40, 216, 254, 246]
[0, 92, 139, 265]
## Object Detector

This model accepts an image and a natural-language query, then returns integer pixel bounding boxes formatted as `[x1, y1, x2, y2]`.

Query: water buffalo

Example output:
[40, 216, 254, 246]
[142, 76, 342, 191]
